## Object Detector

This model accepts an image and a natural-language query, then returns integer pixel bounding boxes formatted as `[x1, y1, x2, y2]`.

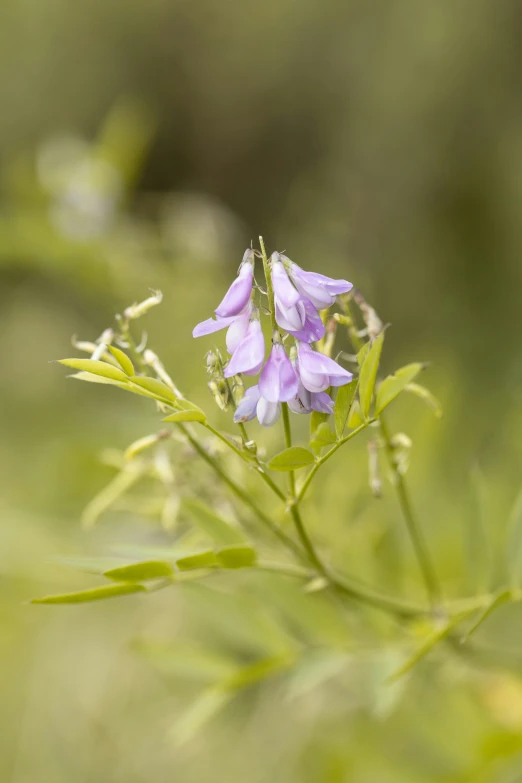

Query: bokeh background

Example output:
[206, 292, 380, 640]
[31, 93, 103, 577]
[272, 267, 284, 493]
[3, 1, 522, 781]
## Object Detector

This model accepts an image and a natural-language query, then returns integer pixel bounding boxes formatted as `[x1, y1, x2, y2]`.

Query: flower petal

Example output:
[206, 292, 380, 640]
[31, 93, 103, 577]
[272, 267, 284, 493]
[271, 254, 300, 308]
[193, 315, 236, 338]
[225, 304, 252, 353]
[310, 391, 334, 414]
[256, 397, 281, 427]
[259, 344, 298, 403]
[214, 251, 254, 318]
[233, 385, 260, 423]
[224, 320, 265, 377]
[283, 299, 325, 343]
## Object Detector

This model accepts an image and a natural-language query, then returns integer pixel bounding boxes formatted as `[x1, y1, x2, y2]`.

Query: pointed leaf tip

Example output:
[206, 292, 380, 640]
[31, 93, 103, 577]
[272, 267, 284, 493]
[58, 358, 129, 383]
[31, 583, 146, 604]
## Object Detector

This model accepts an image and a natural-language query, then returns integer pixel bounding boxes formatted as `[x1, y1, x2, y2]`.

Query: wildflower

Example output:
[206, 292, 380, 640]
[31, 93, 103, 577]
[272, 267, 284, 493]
[223, 318, 265, 378]
[288, 357, 334, 414]
[193, 301, 252, 353]
[233, 384, 281, 427]
[259, 340, 298, 403]
[284, 256, 352, 309]
[275, 296, 325, 343]
[297, 341, 353, 393]
[215, 249, 255, 318]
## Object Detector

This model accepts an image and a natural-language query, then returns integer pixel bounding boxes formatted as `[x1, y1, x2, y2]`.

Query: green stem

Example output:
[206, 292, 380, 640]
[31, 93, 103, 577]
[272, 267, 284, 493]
[282, 401, 327, 574]
[259, 236, 278, 333]
[380, 416, 441, 608]
[296, 420, 375, 505]
[178, 423, 303, 558]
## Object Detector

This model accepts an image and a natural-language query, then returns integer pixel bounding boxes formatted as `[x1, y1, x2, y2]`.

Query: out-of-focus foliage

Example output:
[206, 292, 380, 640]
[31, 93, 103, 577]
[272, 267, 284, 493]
[3, 1, 522, 781]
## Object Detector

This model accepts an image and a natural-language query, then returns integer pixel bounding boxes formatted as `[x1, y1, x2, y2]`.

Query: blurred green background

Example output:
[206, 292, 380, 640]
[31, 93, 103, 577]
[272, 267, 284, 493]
[3, 1, 522, 781]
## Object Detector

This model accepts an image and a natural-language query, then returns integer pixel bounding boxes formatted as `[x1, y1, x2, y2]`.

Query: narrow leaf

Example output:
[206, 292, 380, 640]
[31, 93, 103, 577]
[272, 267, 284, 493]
[59, 358, 129, 383]
[108, 346, 135, 376]
[335, 379, 358, 438]
[31, 583, 146, 604]
[356, 341, 371, 367]
[404, 383, 443, 418]
[176, 550, 218, 571]
[347, 399, 364, 429]
[124, 433, 161, 461]
[389, 611, 474, 681]
[104, 560, 174, 582]
[163, 409, 206, 424]
[183, 498, 246, 545]
[268, 447, 316, 472]
[375, 363, 424, 415]
[359, 331, 384, 419]
[461, 590, 512, 642]
[216, 545, 257, 569]
[129, 376, 176, 403]
[170, 688, 231, 746]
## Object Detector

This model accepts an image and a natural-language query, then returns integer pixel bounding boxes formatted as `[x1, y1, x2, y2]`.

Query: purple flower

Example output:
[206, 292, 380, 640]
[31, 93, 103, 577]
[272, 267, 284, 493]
[259, 342, 298, 403]
[271, 253, 300, 309]
[214, 250, 255, 318]
[193, 301, 252, 354]
[288, 360, 335, 415]
[297, 341, 353, 393]
[275, 296, 325, 343]
[284, 256, 352, 309]
[257, 396, 281, 427]
[233, 385, 281, 427]
[233, 385, 261, 423]
[310, 390, 335, 414]
[224, 318, 265, 378]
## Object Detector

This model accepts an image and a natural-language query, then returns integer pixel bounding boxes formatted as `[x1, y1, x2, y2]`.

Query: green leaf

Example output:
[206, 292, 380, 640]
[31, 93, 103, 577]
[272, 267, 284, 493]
[107, 345, 135, 376]
[162, 408, 206, 424]
[124, 433, 162, 461]
[404, 383, 443, 418]
[389, 611, 474, 681]
[356, 341, 371, 367]
[69, 372, 155, 400]
[309, 410, 328, 454]
[216, 545, 257, 569]
[347, 399, 364, 429]
[375, 363, 424, 415]
[59, 358, 129, 383]
[31, 583, 146, 604]
[268, 447, 316, 472]
[359, 331, 384, 419]
[176, 550, 218, 570]
[334, 379, 358, 438]
[309, 422, 336, 450]
[170, 688, 231, 746]
[129, 376, 176, 403]
[461, 590, 512, 642]
[183, 499, 246, 545]
[223, 653, 295, 690]
[104, 560, 174, 582]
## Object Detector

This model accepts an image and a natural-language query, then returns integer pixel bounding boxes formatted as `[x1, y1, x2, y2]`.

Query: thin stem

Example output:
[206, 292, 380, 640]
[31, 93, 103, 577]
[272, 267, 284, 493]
[259, 236, 278, 333]
[178, 423, 304, 559]
[296, 420, 375, 505]
[282, 401, 327, 574]
[380, 416, 441, 608]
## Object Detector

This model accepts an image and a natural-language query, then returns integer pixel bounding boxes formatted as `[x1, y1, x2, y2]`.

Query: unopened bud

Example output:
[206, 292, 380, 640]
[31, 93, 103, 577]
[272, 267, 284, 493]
[208, 379, 228, 411]
[124, 290, 163, 320]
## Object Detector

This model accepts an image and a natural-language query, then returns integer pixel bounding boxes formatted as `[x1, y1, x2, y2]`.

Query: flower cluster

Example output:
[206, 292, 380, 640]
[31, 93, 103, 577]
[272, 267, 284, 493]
[193, 248, 353, 426]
